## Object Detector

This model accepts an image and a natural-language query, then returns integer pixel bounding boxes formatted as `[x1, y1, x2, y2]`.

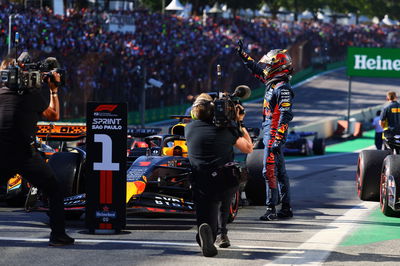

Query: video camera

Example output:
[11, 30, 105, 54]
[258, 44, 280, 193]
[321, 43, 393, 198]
[209, 64, 251, 128]
[211, 85, 251, 128]
[0, 52, 65, 93]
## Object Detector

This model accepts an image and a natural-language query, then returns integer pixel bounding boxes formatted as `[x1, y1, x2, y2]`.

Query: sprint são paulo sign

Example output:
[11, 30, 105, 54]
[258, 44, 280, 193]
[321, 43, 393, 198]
[347, 47, 400, 78]
[86, 102, 127, 234]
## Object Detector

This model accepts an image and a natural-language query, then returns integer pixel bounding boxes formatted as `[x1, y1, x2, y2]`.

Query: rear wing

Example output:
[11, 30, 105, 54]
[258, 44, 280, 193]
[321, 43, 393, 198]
[36, 123, 162, 141]
[127, 127, 162, 138]
[36, 122, 86, 141]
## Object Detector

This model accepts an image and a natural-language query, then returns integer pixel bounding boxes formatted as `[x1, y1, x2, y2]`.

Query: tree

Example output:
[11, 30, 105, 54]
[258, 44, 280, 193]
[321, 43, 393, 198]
[283, 0, 325, 21]
[263, 0, 285, 19]
[386, 0, 400, 20]
[220, 0, 263, 17]
[141, 0, 162, 11]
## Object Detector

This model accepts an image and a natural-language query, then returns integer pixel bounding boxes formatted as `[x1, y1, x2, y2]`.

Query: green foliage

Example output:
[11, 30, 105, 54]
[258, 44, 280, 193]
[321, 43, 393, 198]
[141, 0, 162, 11]
[138, 0, 400, 21]
[263, 0, 283, 18]
[221, 0, 263, 10]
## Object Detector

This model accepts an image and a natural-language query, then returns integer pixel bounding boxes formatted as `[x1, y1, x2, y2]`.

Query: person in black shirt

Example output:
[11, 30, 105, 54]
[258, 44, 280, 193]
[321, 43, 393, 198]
[185, 93, 253, 257]
[380, 91, 400, 134]
[0, 57, 74, 246]
[380, 91, 400, 151]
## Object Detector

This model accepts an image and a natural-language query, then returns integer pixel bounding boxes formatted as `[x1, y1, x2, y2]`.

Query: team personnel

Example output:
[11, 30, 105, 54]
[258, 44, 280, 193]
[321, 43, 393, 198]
[372, 110, 383, 150]
[380, 91, 400, 151]
[237, 40, 294, 221]
[185, 93, 253, 257]
[0, 57, 74, 246]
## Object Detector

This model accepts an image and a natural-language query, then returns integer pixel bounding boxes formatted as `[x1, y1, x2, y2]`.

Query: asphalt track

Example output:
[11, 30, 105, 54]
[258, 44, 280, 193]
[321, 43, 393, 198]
[1, 68, 400, 265]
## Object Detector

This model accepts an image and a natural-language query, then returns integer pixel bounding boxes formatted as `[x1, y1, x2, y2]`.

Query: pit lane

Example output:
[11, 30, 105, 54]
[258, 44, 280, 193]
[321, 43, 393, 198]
[0, 149, 379, 265]
[1, 68, 400, 265]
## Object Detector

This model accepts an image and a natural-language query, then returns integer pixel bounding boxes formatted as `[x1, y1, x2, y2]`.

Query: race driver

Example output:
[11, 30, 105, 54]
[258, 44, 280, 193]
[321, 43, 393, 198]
[237, 40, 294, 221]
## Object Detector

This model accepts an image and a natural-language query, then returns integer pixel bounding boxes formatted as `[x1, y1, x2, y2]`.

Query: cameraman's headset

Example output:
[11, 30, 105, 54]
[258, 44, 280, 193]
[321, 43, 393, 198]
[190, 98, 214, 120]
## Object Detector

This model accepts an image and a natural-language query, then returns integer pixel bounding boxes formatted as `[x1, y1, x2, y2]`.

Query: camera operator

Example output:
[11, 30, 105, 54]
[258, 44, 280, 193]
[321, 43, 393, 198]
[185, 93, 253, 257]
[237, 40, 294, 221]
[0, 57, 74, 246]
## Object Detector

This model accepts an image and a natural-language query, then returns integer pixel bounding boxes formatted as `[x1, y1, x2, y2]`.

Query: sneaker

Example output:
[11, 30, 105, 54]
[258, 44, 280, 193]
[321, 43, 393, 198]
[277, 207, 293, 219]
[198, 223, 217, 257]
[259, 206, 277, 221]
[215, 234, 230, 248]
[49, 232, 75, 246]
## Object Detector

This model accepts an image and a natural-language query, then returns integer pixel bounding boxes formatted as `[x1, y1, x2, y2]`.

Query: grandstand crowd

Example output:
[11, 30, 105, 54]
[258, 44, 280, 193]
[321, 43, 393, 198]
[0, 2, 399, 118]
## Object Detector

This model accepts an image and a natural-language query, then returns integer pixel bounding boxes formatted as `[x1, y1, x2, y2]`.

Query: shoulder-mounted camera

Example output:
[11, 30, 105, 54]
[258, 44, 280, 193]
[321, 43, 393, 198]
[211, 85, 251, 128]
[0, 52, 65, 93]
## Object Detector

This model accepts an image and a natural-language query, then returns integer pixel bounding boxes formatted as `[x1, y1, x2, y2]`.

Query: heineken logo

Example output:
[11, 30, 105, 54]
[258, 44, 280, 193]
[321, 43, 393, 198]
[354, 55, 400, 71]
[347, 47, 400, 78]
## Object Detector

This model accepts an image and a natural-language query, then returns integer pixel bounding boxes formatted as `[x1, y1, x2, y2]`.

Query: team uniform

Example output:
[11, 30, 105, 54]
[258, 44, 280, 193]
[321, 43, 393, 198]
[238, 44, 294, 220]
[380, 100, 400, 151]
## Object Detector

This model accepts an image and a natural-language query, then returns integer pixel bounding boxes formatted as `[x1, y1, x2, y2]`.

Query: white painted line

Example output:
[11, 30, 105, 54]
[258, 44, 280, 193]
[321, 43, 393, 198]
[0, 236, 299, 252]
[267, 201, 378, 266]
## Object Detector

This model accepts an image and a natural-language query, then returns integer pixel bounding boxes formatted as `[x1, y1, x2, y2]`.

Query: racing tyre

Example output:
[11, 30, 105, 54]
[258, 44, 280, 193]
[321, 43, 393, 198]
[380, 155, 400, 217]
[357, 150, 390, 201]
[48, 152, 83, 220]
[48, 152, 82, 196]
[245, 149, 266, 205]
[228, 190, 240, 223]
[313, 138, 325, 155]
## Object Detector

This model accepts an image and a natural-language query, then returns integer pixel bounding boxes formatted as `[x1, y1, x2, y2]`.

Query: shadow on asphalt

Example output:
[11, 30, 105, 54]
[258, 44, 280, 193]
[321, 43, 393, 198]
[325, 251, 400, 264]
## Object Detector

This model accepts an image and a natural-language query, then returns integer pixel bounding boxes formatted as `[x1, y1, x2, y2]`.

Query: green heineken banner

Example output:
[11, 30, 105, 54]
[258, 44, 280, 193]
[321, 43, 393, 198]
[347, 47, 400, 78]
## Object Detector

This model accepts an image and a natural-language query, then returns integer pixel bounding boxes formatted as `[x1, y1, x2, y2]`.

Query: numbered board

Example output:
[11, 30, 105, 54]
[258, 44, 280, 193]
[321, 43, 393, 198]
[85, 102, 127, 234]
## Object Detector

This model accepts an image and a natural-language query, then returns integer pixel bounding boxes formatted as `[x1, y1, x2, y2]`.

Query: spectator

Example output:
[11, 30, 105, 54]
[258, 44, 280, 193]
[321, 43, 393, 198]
[0, 2, 397, 119]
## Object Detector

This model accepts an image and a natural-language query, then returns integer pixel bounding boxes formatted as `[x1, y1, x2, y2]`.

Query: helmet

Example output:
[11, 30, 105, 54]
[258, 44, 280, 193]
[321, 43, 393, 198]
[258, 49, 293, 80]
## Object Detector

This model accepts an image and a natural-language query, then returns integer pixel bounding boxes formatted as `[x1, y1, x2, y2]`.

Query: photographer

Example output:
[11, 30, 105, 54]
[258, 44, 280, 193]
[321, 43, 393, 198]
[185, 93, 253, 257]
[0, 56, 74, 246]
[237, 41, 294, 221]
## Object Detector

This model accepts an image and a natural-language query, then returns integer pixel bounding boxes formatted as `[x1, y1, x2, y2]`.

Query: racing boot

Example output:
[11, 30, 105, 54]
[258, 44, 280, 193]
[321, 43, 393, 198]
[198, 223, 217, 257]
[277, 204, 293, 219]
[259, 206, 277, 221]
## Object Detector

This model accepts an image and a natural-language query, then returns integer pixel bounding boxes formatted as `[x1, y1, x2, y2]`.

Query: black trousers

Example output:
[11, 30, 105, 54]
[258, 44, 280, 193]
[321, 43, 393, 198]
[193, 188, 220, 241]
[375, 132, 383, 150]
[193, 186, 237, 241]
[217, 187, 237, 236]
[1, 150, 66, 235]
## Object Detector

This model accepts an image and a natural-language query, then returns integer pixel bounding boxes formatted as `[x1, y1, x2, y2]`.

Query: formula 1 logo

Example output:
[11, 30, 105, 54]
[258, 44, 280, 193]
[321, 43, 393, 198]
[94, 104, 118, 112]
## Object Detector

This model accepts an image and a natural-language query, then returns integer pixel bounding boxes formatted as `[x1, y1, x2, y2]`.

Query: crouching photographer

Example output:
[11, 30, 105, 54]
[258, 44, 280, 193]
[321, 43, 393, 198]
[0, 54, 74, 246]
[185, 93, 253, 257]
